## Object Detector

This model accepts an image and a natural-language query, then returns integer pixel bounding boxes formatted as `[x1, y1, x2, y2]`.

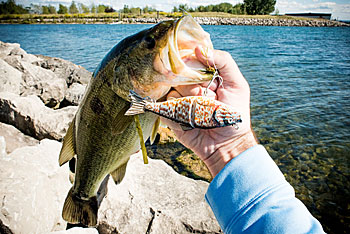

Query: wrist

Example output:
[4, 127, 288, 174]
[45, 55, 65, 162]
[204, 130, 258, 177]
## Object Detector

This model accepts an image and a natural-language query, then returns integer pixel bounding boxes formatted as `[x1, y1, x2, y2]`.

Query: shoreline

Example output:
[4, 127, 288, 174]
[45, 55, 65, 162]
[0, 16, 349, 27]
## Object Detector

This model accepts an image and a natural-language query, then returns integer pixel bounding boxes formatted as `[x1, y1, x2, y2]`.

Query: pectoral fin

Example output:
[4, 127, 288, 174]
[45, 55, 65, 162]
[150, 117, 160, 145]
[112, 105, 133, 135]
[59, 118, 76, 166]
[110, 161, 129, 185]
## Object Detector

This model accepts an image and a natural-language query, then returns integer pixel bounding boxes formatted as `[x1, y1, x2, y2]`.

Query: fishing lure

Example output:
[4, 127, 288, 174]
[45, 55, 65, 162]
[125, 90, 242, 130]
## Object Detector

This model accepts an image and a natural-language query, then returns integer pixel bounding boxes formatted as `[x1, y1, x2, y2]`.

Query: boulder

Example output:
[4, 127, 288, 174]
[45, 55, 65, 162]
[0, 92, 77, 141]
[0, 122, 38, 154]
[49, 227, 98, 234]
[0, 41, 20, 58]
[0, 139, 220, 234]
[0, 59, 23, 95]
[35, 55, 92, 85]
[97, 154, 221, 234]
[0, 139, 71, 234]
[64, 83, 86, 106]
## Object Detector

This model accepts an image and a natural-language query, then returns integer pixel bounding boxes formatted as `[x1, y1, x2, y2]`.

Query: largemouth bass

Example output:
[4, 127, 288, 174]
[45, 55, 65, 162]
[125, 90, 242, 130]
[59, 15, 214, 227]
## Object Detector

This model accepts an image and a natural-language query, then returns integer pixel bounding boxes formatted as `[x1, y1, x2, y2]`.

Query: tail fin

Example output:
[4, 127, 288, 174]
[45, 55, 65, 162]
[62, 188, 98, 227]
[125, 90, 149, 115]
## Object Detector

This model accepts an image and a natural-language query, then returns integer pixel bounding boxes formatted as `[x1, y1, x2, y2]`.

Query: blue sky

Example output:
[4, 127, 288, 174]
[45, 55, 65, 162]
[16, 0, 350, 20]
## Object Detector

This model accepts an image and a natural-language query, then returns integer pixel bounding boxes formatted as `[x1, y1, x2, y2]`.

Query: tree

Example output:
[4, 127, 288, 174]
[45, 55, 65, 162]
[57, 4, 68, 14]
[69, 1, 78, 14]
[90, 4, 96, 13]
[0, 0, 28, 14]
[105, 7, 115, 13]
[97, 4, 106, 13]
[79, 3, 89, 13]
[48, 5, 56, 14]
[42, 5, 49, 14]
[243, 0, 276, 15]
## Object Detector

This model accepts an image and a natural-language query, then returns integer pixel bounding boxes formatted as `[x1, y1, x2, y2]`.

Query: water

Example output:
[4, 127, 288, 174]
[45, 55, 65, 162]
[1, 24, 349, 233]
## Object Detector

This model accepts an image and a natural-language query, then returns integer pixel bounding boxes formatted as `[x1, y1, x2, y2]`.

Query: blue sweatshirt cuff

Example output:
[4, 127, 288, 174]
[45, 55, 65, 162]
[205, 145, 325, 233]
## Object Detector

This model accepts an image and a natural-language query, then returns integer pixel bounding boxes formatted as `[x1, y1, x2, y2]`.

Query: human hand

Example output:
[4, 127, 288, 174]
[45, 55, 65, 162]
[161, 47, 258, 177]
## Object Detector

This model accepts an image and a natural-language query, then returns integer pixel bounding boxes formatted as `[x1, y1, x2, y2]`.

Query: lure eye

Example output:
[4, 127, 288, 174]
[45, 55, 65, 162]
[227, 118, 234, 124]
[145, 36, 156, 49]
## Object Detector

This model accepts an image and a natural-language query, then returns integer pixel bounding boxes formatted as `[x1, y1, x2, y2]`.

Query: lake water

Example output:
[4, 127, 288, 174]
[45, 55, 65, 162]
[1, 24, 349, 233]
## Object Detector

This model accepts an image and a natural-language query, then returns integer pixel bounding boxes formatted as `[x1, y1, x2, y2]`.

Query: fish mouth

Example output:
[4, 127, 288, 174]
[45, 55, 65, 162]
[160, 15, 214, 84]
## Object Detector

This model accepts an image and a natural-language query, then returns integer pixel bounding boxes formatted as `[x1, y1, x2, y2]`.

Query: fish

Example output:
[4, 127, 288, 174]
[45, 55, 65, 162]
[58, 15, 215, 227]
[125, 90, 242, 130]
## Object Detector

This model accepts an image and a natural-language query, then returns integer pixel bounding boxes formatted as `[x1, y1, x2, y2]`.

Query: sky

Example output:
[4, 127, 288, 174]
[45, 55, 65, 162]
[15, 0, 350, 20]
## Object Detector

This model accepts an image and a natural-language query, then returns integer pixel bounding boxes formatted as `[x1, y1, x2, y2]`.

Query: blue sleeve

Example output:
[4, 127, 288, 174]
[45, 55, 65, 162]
[205, 145, 325, 234]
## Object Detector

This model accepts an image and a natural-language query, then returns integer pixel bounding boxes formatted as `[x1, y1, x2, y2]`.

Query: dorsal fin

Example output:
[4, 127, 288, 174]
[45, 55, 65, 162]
[59, 117, 76, 166]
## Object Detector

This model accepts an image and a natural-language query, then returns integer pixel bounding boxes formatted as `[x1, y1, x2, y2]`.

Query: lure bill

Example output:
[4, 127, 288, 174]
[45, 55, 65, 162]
[125, 90, 242, 130]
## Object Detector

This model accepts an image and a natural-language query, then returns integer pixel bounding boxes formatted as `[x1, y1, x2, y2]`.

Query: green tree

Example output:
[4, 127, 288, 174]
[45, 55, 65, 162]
[57, 4, 68, 14]
[48, 5, 56, 14]
[91, 4, 96, 13]
[143, 5, 155, 13]
[97, 4, 106, 13]
[79, 3, 89, 13]
[0, 0, 28, 14]
[42, 5, 49, 14]
[69, 1, 78, 14]
[243, 0, 276, 15]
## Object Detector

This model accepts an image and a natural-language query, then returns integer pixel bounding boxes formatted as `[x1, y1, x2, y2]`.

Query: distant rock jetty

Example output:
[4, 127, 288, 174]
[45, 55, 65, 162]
[129, 17, 350, 27]
[1, 16, 349, 27]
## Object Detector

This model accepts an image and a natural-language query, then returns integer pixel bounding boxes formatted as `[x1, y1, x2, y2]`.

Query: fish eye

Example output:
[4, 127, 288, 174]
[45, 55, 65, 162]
[145, 36, 156, 49]
[227, 118, 233, 124]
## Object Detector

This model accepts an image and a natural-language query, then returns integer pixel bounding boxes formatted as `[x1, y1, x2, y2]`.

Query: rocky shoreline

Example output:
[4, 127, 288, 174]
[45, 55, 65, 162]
[1, 16, 349, 27]
[0, 41, 221, 233]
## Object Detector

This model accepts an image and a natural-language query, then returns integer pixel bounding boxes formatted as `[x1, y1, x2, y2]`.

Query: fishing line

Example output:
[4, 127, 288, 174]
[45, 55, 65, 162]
[203, 50, 224, 96]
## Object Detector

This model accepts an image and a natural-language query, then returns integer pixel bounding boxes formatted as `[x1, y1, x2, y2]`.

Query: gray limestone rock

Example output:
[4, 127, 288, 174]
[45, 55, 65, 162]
[0, 59, 23, 95]
[0, 140, 221, 234]
[97, 154, 221, 234]
[0, 139, 70, 234]
[0, 92, 77, 141]
[0, 122, 39, 154]
[34, 55, 92, 85]
[64, 83, 86, 106]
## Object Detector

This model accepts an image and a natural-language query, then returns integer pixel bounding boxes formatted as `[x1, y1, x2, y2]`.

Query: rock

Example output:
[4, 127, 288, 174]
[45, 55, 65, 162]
[0, 41, 20, 58]
[49, 227, 98, 234]
[0, 122, 39, 154]
[0, 136, 6, 159]
[64, 83, 86, 106]
[0, 59, 23, 95]
[0, 139, 71, 234]
[0, 92, 77, 141]
[0, 139, 221, 234]
[98, 154, 221, 234]
[35, 55, 92, 85]
[19, 60, 67, 107]
[0, 41, 91, 108]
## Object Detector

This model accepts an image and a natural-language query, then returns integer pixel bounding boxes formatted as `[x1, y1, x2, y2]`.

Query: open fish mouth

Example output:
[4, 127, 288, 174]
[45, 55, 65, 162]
[161, 15, 214, 84]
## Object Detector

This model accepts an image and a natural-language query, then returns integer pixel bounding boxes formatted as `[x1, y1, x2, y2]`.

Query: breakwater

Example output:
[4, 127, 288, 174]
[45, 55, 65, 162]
[1, 16, 348, 27]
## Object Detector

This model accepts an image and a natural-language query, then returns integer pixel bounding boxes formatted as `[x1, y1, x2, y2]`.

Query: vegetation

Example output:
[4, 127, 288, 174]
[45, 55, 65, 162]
[0, 0, 277, 16]
[0, 0, 27, 14]
[244, 0, 276, 15]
